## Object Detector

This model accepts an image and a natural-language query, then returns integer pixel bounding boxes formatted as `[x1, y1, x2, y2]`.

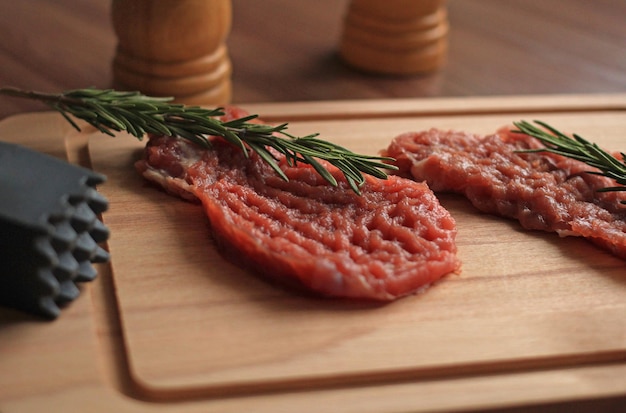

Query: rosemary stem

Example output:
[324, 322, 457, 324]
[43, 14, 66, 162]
[0, 86, 397, 194]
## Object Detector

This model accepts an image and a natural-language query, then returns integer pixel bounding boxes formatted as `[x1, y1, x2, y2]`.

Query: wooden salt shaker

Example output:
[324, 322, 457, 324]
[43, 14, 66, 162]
[111, 0, 232, 105]
[339, 0, 449, 75]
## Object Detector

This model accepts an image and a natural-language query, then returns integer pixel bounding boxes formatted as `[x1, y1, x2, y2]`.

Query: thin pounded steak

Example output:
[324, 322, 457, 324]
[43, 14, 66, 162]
[383, 127, 626, 259]
[135, 109, 460, 300]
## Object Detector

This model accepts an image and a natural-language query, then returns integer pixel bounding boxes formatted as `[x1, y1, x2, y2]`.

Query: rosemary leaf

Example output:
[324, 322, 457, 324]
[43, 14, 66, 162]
[247, 141, 288, 181]
[303, 154, 339, 188]
[513, 120, 626, 203]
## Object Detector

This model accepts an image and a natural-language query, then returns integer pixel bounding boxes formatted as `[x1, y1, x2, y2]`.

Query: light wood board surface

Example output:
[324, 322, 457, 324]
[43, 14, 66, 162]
[1, 95, 626, 412]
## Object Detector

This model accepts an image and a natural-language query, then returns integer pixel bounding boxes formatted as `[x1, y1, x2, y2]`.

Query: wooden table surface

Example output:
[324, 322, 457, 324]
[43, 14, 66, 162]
[1, 0, 626, 120]
[1, 1, 626, 412]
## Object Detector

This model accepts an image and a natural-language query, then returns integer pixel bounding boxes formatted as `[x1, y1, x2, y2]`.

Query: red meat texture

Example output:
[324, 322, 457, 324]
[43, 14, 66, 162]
[135, 109, 460, 301]
[384, 127, 626, 259]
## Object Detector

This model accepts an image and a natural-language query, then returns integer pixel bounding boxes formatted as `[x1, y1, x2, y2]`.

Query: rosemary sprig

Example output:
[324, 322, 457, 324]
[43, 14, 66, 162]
[512, 120, 626, 202]
[0, 87, 397, 194]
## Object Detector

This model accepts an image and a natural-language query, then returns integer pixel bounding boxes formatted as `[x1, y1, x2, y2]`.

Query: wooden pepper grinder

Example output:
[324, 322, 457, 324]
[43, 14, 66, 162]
[339, 0, 449, 75]
[111, 0, 232, 105]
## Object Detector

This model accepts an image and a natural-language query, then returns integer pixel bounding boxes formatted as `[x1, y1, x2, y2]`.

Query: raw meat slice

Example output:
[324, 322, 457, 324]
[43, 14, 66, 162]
[135, 110, 460, 300]
[383, 127, 626, 259]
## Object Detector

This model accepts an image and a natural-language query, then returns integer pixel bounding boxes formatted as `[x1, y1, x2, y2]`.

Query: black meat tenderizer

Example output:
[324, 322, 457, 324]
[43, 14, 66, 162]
[0, 141, 110, 319]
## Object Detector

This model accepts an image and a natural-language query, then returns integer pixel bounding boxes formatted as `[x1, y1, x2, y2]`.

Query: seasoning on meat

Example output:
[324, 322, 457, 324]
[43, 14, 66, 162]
[383, 127, 626, 259]
[135, 108, 461, 300]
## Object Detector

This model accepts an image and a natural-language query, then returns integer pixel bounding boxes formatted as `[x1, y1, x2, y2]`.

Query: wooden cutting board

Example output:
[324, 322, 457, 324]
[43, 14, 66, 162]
[1, 95, 626, 412]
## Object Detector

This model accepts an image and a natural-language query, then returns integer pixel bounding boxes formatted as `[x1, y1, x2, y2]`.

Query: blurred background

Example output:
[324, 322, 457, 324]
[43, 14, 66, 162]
[0, 0, 625, 119]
